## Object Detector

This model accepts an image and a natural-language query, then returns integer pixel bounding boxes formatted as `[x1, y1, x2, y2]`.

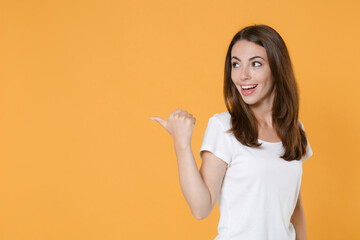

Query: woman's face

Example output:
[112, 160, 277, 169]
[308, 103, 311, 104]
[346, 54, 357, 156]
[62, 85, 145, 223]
[230, 40, 275, 107]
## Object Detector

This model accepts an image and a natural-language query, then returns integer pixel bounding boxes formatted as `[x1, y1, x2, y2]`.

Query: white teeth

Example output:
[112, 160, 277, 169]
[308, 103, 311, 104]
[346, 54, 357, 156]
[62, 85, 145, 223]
[241, 84, 257, 90]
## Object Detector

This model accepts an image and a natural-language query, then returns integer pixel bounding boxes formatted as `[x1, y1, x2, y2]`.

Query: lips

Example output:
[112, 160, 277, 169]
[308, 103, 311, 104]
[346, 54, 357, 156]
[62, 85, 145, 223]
[240, 84, 258, 96]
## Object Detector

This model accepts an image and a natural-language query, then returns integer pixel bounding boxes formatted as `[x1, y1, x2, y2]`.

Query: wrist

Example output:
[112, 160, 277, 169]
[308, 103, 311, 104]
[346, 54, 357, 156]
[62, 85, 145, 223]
[173, 140, 191, 152]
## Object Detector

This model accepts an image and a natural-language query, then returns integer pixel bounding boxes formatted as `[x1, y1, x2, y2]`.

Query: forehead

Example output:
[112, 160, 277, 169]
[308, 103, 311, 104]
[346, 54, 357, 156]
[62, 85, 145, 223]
[231, 40, 268, 60]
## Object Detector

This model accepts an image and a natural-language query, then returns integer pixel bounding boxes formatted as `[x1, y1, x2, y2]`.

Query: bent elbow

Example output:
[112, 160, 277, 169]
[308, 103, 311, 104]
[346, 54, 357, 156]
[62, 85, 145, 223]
[194, 215, 207, 220]
[192, 210, 210, 220]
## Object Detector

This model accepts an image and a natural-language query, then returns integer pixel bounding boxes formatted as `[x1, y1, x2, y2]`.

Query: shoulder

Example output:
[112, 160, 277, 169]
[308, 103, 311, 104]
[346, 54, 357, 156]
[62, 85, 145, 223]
[210, 111, 231, 131]
[298, 119, 306, 131]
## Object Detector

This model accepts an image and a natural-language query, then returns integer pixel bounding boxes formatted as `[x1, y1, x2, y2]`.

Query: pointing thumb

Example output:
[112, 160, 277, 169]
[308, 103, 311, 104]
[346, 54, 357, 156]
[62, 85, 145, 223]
[150, 116, 167, 129]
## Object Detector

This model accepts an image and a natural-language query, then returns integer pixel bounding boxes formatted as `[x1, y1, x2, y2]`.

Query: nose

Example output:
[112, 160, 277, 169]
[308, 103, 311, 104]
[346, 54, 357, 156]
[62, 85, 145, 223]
[240, 65, 251, 81]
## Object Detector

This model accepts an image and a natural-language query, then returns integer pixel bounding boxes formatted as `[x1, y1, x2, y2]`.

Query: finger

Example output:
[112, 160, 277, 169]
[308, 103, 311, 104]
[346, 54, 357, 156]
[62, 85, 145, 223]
[170, 109, 182, 119]
[185, 113, 195, 125]
[172, 108, 182, 115]
[179, 110, 188, 117]
[150, 116, 167, 129]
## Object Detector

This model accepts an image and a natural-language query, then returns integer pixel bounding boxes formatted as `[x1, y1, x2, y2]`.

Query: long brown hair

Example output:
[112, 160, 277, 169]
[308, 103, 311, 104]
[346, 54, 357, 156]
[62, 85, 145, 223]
[224, 24, 308, 161]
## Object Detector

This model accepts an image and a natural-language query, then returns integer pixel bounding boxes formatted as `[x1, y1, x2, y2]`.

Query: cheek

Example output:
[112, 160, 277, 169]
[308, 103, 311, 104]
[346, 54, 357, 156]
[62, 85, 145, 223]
[255, 71, 272, 85]
[231, 71, 238, 84]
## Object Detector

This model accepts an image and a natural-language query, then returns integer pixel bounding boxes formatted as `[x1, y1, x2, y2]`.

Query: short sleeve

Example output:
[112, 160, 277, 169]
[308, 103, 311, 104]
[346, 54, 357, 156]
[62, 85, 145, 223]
[299, 120, 313, 163]
[199, 115, 232, 165]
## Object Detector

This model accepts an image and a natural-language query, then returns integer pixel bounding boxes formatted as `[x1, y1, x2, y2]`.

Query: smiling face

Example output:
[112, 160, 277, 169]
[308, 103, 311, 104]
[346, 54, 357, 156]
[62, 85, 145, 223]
[231, 40, 275, 108]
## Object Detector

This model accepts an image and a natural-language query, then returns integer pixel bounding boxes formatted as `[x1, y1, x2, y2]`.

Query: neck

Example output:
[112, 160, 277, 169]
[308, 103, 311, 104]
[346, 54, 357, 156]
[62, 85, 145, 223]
[249, 91, 275, 127]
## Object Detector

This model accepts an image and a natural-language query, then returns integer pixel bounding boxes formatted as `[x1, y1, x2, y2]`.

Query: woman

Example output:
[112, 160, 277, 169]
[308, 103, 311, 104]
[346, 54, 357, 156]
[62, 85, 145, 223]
[151, 24, 312, 240]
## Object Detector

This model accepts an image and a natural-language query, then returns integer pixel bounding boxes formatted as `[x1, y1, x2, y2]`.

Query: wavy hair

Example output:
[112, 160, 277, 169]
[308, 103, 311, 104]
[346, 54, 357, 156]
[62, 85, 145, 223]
[224, 24, 308, 161]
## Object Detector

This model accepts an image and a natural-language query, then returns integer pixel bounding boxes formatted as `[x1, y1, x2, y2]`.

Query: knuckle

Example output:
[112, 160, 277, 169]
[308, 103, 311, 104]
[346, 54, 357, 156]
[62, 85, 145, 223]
[172, 109, 181, 114]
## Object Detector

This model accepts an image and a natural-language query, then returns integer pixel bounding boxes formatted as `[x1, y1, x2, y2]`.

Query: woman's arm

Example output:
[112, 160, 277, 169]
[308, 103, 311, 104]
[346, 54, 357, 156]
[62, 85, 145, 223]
[174, 145, 227, 219]
[291, 190, 308, 240]
[151, 109, 227, 220]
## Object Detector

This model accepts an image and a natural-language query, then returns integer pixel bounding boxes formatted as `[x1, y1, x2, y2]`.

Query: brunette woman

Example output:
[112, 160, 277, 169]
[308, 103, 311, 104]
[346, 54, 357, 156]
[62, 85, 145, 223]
[151, 24, 312, 240]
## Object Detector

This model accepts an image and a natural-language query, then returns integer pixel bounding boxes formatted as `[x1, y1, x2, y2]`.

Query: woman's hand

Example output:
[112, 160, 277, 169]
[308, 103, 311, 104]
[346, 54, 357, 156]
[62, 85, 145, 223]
[151, 109, 196, 149]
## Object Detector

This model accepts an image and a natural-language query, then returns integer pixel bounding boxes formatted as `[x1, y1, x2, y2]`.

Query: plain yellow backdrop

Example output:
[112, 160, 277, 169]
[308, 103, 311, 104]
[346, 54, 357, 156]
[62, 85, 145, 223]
[0, 0, 359, 239]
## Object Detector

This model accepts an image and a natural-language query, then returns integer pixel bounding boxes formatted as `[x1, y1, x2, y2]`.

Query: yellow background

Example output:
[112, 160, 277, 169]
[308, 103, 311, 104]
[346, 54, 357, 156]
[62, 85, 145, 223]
[1, 0, 359, 239]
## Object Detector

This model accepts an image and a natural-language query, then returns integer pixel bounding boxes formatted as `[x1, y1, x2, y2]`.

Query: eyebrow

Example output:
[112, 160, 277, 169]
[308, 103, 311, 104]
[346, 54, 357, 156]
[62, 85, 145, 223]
[231, 56, 265, 61]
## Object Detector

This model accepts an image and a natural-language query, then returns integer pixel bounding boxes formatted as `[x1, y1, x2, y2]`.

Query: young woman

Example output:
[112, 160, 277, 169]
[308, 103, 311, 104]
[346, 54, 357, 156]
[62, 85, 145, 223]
[151, 24, 312, 240]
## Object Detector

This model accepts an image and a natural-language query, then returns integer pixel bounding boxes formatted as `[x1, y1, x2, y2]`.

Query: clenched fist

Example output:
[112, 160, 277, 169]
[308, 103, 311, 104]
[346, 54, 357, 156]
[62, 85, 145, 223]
[151, 109, 196, 149]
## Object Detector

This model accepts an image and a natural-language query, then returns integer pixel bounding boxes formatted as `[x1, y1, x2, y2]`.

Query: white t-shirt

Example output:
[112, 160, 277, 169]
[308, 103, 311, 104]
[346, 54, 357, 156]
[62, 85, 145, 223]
[199, 112, 313, 240]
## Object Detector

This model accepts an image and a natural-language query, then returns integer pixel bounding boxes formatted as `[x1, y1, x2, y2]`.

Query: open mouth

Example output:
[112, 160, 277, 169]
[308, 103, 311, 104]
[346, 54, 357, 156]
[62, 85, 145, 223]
[241, 84, 258, 90]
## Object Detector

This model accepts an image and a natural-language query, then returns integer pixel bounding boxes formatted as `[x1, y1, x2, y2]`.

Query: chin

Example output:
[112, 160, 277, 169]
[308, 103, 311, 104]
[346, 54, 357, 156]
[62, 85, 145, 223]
[243, 100, 258, 106]
[240, 96, 257, 105]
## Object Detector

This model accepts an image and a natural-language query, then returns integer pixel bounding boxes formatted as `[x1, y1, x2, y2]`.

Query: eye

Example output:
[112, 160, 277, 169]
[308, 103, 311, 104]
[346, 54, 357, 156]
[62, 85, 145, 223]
[232, 62, 239, 68]
[253, 61, 262, 67]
